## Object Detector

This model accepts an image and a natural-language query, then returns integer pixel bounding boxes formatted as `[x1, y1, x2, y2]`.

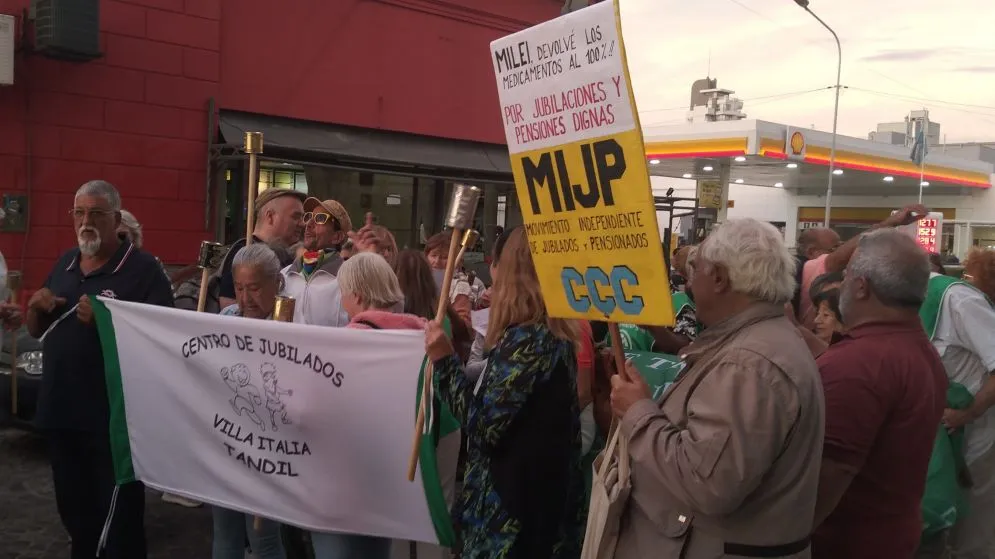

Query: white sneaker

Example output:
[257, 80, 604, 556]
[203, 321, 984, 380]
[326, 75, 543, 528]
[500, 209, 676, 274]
[162, 492, 203, 508]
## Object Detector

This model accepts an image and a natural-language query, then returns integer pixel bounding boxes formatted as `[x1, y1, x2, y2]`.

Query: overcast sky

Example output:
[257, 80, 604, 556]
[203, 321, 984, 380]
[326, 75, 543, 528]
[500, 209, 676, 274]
[619, 0, 995, 143]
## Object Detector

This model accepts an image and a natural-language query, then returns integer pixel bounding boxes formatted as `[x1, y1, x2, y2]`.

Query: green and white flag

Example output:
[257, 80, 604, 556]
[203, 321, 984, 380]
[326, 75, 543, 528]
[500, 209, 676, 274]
[92, 297, 456, 546]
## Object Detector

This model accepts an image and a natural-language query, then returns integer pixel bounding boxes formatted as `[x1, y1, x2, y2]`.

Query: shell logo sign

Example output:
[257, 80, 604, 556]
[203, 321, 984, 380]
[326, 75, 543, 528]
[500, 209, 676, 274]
[786, 128, 807, 161]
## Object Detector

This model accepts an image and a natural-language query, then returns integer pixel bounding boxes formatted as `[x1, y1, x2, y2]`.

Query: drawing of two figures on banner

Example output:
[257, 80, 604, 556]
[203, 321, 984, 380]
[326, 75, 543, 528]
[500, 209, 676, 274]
[220, 362, 293, 432]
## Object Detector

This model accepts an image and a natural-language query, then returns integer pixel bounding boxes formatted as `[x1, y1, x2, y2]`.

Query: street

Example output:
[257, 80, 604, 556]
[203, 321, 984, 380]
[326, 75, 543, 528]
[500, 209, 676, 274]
[0, 428, 213, 558]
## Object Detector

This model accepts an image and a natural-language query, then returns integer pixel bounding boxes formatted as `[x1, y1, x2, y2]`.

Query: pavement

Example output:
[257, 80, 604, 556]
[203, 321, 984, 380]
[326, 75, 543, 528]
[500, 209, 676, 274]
[0, 428, 213, 559]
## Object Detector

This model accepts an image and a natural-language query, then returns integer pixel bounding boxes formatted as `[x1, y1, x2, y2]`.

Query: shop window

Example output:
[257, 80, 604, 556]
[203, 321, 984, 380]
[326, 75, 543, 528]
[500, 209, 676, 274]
[258, 168, 307, 194]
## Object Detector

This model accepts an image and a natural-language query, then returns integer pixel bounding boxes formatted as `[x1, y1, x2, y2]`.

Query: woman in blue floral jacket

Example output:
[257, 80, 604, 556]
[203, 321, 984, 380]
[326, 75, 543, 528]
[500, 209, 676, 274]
[424, 226, 586, 558]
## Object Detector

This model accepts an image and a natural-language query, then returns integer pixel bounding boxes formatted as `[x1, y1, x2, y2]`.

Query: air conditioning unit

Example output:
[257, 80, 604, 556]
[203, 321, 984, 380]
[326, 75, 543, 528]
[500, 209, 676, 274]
[0, 14, 14, 86]
[31, 0, 101, 61]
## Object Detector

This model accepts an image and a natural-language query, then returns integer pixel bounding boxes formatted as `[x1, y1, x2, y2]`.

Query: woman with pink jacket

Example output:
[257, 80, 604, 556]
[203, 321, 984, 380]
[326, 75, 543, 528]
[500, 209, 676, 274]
[338, 252, 426, 332]
[308, 251, 423, 559]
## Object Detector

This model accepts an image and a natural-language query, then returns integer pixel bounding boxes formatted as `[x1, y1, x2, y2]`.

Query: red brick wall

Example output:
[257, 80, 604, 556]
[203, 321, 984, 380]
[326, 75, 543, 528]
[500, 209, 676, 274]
[219, 0, 562, 145]
[0, 0, 560, 289]
[0, 0, 220, 287]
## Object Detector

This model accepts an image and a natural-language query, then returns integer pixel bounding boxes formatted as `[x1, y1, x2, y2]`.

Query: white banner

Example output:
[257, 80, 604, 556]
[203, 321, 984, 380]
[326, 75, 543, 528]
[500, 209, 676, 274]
[93, 298, 454, 545]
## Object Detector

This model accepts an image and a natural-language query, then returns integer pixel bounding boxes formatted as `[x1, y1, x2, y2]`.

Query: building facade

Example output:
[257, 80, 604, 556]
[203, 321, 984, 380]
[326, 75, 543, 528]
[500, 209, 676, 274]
[0, 0, 560, 288]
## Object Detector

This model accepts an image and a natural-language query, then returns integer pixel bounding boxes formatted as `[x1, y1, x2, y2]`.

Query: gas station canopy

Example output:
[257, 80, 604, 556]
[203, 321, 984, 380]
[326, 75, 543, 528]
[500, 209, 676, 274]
[641, 120, 994, 197]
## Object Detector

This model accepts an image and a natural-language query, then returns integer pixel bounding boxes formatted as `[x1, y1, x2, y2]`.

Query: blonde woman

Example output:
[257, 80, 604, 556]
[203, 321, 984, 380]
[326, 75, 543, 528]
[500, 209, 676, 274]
[309, 251, 418, 559]
[338, 251, 422, 330]
[424, 226, 586, 558]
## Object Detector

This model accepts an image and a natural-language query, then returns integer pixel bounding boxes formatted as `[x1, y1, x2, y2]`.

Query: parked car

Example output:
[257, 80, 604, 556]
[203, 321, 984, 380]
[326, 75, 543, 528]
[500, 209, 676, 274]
[0, 325, 43, 429]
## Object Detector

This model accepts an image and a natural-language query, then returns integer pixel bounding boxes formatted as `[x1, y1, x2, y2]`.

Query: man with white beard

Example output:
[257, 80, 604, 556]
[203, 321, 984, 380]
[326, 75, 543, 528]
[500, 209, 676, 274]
[24, 180, 174, 559]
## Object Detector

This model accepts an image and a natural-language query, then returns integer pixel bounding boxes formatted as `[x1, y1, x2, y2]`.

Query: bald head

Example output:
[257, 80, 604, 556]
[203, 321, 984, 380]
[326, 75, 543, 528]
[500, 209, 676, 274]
[797, 227, 841, 259]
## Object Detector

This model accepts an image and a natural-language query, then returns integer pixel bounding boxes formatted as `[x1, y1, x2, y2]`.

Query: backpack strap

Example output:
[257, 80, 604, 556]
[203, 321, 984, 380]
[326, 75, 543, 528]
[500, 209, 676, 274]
[354, 319, 382, 330]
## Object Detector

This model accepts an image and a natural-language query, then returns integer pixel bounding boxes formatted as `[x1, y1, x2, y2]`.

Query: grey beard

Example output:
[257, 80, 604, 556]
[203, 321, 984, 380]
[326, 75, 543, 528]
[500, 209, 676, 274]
[78, 237, 101, 256]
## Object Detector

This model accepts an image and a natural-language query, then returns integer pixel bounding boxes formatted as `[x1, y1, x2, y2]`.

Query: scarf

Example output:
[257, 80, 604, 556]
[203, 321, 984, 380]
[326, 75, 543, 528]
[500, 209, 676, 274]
[300, 250, 325, 280]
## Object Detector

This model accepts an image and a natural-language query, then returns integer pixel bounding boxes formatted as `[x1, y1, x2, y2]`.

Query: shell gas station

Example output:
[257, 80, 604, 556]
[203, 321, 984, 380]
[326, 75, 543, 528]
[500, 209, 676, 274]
[641, 119, 995, 257]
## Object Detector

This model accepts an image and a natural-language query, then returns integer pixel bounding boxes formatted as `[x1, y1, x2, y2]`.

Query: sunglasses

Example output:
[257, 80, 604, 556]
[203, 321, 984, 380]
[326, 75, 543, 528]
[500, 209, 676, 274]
[302, 212, 337, 226]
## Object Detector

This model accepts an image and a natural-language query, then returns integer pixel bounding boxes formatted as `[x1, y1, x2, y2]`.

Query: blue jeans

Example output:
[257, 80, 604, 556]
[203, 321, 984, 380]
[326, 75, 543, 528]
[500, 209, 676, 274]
[310, 531, 391, 559]
[211, 506, 286, 559]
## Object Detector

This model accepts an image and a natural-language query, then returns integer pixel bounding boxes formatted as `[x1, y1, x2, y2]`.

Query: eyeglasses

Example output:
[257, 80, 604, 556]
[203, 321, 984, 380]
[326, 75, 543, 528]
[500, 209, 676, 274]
[302, 212, 336, 226]
[70, 208, 117, 220]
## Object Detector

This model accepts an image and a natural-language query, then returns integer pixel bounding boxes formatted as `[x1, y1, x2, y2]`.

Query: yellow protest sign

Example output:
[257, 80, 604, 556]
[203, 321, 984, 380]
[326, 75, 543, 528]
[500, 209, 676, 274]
[490, 0, 673, 326]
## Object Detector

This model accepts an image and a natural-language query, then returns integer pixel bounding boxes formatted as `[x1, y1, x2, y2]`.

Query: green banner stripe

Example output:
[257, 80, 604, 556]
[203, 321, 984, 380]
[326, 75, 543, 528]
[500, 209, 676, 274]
[412, 315, 456, 547]
[415, 356, 456, 547]
[91, 296, 137, 484]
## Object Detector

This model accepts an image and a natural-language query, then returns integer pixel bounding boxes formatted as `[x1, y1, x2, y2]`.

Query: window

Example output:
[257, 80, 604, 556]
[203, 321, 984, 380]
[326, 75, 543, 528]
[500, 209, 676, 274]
[258, 168, 308, 194]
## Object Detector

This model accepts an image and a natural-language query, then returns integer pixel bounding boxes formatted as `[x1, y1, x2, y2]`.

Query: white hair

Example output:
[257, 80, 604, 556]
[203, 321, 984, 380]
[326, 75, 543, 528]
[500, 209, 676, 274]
[697, 218, 796, 304]
[685, 245, 699, 282]
[337, 252, 404, 310]
[232, 243, 283, 287]
[75, 180, 122, 211]
[846, 228, 929, 308]
[119, 209, 143, 248]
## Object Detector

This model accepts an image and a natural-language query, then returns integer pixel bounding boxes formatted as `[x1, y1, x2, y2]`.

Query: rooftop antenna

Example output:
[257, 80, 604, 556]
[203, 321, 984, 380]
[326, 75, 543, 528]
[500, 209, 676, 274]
[707, 50, 711, 78]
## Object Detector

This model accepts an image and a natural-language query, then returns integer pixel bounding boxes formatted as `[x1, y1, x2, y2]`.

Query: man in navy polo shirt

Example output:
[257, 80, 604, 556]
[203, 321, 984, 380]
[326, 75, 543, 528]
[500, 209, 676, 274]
[26, 180, 174, 559]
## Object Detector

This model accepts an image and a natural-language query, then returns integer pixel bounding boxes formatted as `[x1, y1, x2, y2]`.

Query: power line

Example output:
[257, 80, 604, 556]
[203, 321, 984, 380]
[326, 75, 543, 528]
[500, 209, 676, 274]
[846, 87, 995, 111]
[718, 0, 934, 98]
[847, 87, 995, 128]
[640, 86, 832, 113]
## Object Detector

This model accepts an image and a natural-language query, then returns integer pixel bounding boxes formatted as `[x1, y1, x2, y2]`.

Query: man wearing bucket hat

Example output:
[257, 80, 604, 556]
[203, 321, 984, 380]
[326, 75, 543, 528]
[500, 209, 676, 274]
[281, 197, 353, 327]
[217, 188, 306, 311]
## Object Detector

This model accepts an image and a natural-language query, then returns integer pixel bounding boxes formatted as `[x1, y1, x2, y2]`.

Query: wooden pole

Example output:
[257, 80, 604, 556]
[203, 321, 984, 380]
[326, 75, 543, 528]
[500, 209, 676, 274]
[195, 268, 211, 313]
[195, 241, 224, 313]
[606, 323, 627, 375]
[407, 230, 462, 482]
[244, 132, 264, 247]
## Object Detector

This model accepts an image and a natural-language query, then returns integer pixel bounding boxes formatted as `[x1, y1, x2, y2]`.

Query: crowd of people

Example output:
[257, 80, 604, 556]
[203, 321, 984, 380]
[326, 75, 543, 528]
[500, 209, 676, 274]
[5, 178, 995, 559]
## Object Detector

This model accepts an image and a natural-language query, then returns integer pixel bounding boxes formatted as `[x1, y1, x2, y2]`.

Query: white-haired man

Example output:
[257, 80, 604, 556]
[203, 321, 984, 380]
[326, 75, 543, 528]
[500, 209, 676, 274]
[24, 180, 174, 559]
[609, 218, 825, 558]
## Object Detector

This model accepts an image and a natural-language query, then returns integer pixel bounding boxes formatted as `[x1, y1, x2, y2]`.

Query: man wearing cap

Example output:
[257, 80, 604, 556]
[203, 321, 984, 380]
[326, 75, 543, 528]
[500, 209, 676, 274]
[217, 188, 306, 310]
[281, 197, 352, 327]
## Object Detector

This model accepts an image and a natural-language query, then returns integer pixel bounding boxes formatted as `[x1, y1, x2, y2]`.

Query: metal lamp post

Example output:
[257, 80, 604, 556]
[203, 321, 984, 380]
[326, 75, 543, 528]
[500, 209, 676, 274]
[794, 0, 841, 228]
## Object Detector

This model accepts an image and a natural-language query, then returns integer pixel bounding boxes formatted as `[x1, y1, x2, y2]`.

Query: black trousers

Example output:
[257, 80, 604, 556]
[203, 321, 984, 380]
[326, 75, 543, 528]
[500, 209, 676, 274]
[47, 430, 147, 559]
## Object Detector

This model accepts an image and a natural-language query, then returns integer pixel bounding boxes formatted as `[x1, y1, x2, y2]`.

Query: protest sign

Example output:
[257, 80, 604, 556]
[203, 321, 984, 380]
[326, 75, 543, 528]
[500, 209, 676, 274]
[92, 298, 455, 546]
[490, 0, 673, 326]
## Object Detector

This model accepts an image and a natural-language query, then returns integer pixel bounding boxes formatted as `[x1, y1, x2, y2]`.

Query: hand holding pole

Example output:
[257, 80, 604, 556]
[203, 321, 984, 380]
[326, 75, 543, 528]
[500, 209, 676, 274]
[407, 184, 481, 482]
